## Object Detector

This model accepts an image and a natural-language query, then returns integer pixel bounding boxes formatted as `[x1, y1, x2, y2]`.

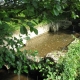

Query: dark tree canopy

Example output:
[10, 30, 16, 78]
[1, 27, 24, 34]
[0, 0, 80, 19]
[0, 0, 80, 38]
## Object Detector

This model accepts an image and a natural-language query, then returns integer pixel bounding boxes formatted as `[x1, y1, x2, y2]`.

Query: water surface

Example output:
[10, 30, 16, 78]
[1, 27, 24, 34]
[23, 31, 80, 57]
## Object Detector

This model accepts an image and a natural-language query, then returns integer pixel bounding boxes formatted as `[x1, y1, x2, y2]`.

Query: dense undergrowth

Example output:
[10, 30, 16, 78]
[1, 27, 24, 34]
[62, 37, 80, 80]
[0, 34, 80, 80]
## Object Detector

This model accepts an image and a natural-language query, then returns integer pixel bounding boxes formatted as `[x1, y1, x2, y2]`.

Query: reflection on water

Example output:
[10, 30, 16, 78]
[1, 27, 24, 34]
[0, 69, 33, 80]
[23, 31, 80, 57]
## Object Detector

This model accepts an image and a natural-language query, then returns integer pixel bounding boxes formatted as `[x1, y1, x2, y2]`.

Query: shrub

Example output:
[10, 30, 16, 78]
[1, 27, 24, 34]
[62, 37, 80, 80]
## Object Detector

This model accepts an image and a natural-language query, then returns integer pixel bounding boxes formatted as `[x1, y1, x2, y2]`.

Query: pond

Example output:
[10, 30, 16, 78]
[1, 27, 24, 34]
[23, 30, 80, 57]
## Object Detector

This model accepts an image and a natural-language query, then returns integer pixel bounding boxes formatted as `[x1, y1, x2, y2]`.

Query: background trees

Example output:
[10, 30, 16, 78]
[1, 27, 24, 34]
[0, 0, 80, 48]
[0, 0, 80, 37]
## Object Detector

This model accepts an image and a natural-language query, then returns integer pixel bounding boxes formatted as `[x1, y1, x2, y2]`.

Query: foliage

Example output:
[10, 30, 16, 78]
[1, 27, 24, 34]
[1, 0, 80, 80]
[34, 37, 80, 80]
[62, 37, 80, 80]
[1, 35, 80, 80]
[38, 57, 63, 80]
[0, 35, 39, 75]
[0, 36, 27, 73]
[0, 0, 80, 38]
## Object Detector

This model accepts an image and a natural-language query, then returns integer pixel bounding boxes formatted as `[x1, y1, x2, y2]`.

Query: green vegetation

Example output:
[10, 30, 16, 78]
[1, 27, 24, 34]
[0, 35, 80, 80]
[0, 0, 80, 37]
[62, 37, 80, 80]
[0, 0, 80, 80]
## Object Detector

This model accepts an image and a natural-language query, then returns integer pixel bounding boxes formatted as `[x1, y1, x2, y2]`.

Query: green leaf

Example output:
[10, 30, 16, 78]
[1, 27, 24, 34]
[56, 5, 61, 12]
[71, 11, 79, 19]
[27, 22, 35, 28]
[32, 1, 38, 8]
[23, 66, 27, 69]
[30, 27, 34, 32]
[20, 26, 28, 35]
[23, 70, 28, 73]
[14, 70, 18, 74]
[0, 21, 2, 25]
[33, 28, 38, 34]
[53, 9, 59, 16]
[38, 64, 41, 69]
[27, 22, 36, 32]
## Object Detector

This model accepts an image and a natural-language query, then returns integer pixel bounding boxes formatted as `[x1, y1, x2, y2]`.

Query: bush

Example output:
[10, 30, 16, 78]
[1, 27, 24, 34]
[62, 37, 80, 80]
[1, 33, 80, 80]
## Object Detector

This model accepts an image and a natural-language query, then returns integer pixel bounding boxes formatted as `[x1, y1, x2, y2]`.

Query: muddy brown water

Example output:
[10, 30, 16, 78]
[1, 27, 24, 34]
[23, 31, 80, 57]
[1, 31, 80, 80]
